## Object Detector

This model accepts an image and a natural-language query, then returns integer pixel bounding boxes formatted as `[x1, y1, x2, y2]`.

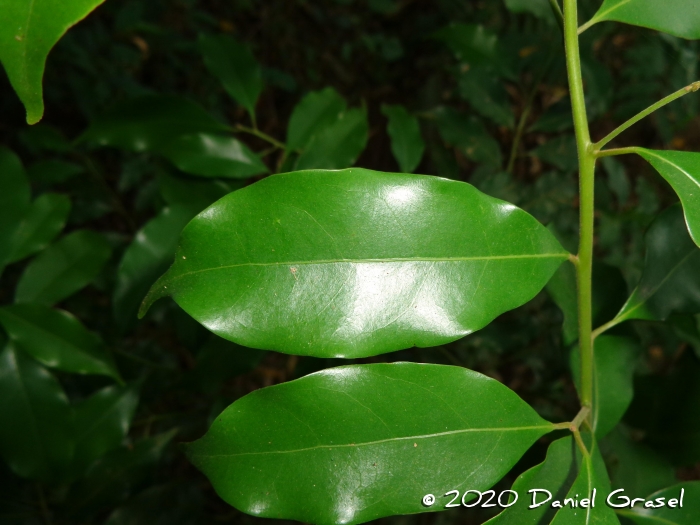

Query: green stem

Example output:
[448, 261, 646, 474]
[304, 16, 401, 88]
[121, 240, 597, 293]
[548, 0, 565, 31]
[564, 0, 595, 410]
[595, 146, 639, 159]
[594, 81, 700, 151]
[234, 124, 286, 150]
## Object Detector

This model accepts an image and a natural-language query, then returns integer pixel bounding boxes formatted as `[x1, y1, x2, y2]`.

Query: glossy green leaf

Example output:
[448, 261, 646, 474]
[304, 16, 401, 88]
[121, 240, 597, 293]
[620, 482, 700, 525]
[0, 344, 73, 481]
[433, 24, 498, 66]
[0, 304, 120, 380]
[585, 0, 700, 40]
[185, 362, 556, 525]
[549, 437, 620, 525]
[71, 384, 139, 475]
[141, 168, 568, 357]
[287, 87, 347, 151]
[114, 207, 194, 330]
[615, 205, 700, 324]
[15, 230, 112, 306]
[199, 34, 263, 118]
[0, 0, 106, 124]
[634, 149, 700, 247]
[381, 104, 425, 173]
[158, 133, 268, 179]
[295, 108, 369, 170]
[0, 148, 31, 270]
[486, 437, 578, 524]
[571, 336, 640, 438]
[8, 193, 71, 263]
[458, 69, 514, 128]
[79, 95, 229, 152]
[435, 108, 502, 168]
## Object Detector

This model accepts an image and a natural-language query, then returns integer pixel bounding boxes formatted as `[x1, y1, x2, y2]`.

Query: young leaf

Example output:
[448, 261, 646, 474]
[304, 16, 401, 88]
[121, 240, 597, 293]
[571, 336, 640, 438]
[0, 344, 73, 482]
[485, 437, 578, 524]
[0, 148, 31, 270]
[287, 87, 347, 151]
[78, 95, 229, 152]
[549, 437, 620, 525]
[8, 193, 71, 263]
[15, 230, 112, 306]
[158, 133, 268, 179]
[295, 108, 369, 170]
[71, 384, 139, 475]
[584, 0, 700, 40]
[614, 205, 700, 324]
[184, 362, 557, 525]
[458, 69, 514, 128]
[198, 34, 263, 119]
[634, 149, 700, 247]
[435, 108, 503, 168]
[620, 481, 699, 525]
[140, 169, 568, 357]
[0, 0, 106, 124]
[0, 304, 120, 381]
[114, 207, 194, 330]
[381, 104, 425, 173]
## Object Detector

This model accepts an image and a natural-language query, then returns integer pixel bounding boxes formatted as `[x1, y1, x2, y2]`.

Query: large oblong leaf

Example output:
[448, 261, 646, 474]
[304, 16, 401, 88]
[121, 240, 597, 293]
[583, 0, 700, 40]
[0, 0, 106, 124]
[634, 149, 700, 247]
[185, 362, 557, 525]
[140, 169, 568, 357]
[0, 304, 120, 380]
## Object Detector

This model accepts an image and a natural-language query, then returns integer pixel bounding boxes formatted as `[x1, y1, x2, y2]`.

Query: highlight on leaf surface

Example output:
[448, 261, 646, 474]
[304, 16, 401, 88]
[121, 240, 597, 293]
[184, 362, 557, 525]
[140, 168, 568, 358]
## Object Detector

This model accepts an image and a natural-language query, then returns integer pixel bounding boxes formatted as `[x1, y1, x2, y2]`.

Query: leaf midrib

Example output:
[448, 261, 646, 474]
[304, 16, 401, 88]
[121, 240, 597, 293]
[168, 253, 568, 281]
[191, 423, 553, 458]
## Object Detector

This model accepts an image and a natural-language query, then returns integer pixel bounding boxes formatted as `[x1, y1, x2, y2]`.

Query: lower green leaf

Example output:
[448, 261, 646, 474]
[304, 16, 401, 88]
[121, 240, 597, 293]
[619, 481, 699, 525]
[184, 362, 556, 525]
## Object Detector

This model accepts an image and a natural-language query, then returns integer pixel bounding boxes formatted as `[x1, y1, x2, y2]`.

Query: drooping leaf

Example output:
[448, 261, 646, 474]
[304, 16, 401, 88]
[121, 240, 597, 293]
[114, 207, 194, 330]
[0, 304, 120, 380]
[435, 107, 502, 168]
[0, 344, 73, 482]
[614, 205, 700, 324]
[287, 88, 347, 151]
[584, 0, 700, 40]
[486, 437, 577, 524]
[158, 132, 267, 179]
[140, 168, 568, 357]
[15, 230, 112, 306]
[78, 95, 229, 152]
[634, 149, 700, 247]
[381, 104, 425, 173]
[295, 108, 369, 170]
[8, 193, 71, 263]
[0, 0, 106, 124]
[621, 482, 699, 525]
[549, 436, 620, 525]
[571, 336, 640, 438]
[602, 427, 677, 498]
[458, 69, 514, 128]
[71, 384, 139, 475]
[0, 148, 31, 270]
[198, 34, 263, 118]
[185, 362, 557, 525]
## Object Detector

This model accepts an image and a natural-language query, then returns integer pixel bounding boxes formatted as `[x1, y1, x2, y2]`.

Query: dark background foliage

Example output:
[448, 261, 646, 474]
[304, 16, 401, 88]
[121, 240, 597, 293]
[1, 1, 699, 524]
